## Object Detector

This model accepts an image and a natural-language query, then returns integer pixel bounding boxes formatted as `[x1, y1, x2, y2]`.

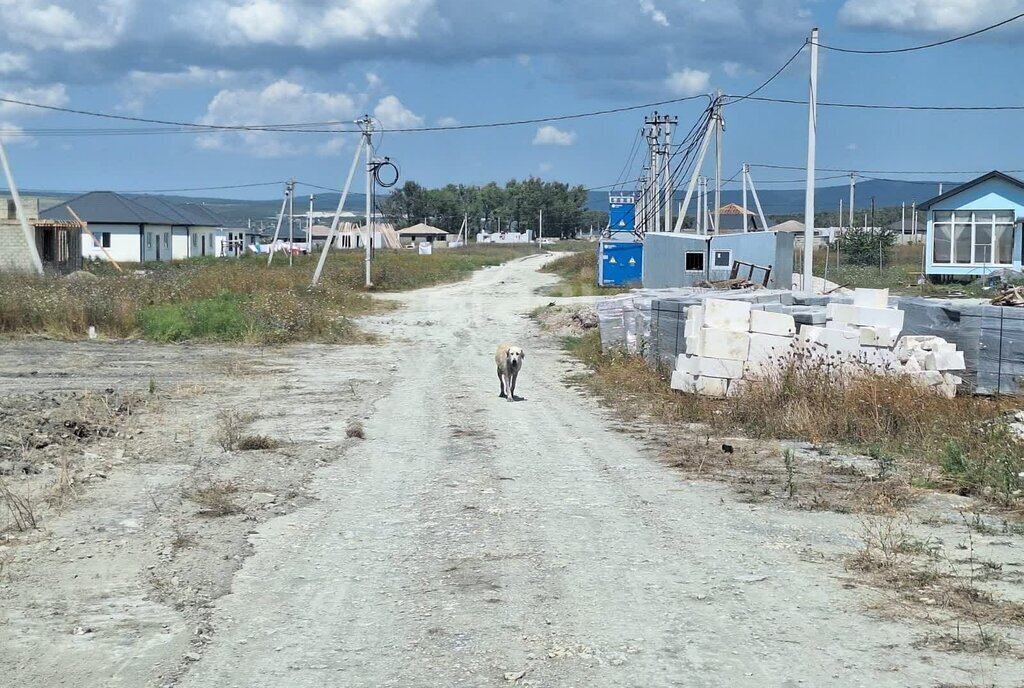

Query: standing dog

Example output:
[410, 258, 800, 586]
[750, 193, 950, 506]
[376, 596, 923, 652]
[495, 344, 525, 402]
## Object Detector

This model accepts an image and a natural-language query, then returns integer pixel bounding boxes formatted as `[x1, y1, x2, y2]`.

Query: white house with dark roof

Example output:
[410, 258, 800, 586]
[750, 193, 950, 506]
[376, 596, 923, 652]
[41, 191, 225, 262]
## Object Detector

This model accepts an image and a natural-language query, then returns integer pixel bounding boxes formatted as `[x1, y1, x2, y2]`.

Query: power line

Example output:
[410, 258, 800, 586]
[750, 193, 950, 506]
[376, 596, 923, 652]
[729, 94, 1024, 111]
[815, 12, 1024, 55]
[723, 42, 807, 105]
[749, 163, 1024, 175]
[0, 93, 713, 137]
[120, 181, 288, 194]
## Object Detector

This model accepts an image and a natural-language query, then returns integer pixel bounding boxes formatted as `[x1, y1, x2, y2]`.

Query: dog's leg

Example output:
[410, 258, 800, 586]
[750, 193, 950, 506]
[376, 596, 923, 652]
[497, 368, 507, 398]
[509, 369, 519, 401]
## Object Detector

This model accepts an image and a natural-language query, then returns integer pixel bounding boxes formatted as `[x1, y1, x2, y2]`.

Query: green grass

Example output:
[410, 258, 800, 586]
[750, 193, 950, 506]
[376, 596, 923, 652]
[539, 244, 635, 297]
[0, 244, 540, 343]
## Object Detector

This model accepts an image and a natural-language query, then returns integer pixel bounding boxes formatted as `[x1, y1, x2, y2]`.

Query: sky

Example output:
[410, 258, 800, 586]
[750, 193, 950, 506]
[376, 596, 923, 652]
[2, 0, 1024, 201]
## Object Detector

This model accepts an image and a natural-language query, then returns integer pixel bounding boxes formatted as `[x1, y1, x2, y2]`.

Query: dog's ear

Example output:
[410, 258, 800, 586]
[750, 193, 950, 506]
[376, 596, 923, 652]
[519, 349, 526, 359]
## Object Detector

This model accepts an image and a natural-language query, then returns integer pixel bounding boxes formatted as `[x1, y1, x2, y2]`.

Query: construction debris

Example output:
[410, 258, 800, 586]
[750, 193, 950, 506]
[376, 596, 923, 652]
[991, 285, 1024, 307]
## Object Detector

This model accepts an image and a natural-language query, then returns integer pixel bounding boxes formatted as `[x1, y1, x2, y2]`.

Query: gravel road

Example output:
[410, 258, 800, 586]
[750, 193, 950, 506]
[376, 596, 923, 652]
[173, 254, 1019, 687]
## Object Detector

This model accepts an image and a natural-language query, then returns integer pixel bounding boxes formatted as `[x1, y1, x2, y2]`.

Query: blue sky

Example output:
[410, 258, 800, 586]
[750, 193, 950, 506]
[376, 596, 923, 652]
[2, 0, 1024, 200]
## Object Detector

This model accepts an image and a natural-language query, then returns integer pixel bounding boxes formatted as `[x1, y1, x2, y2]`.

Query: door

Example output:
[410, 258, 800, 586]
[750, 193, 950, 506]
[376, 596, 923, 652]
[201, 235, 206, 255]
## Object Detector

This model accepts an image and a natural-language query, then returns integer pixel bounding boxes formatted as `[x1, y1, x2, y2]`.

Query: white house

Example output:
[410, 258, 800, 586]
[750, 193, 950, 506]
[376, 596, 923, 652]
[919, 171, 1024, 281]
[41, 192, 225, 262]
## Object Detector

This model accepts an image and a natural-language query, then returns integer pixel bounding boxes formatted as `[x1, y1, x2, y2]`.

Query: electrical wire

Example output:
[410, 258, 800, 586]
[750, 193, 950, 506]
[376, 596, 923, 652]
[726, 94, 1024, 111]
[815, 12, 1024, 54]
[723, 41, 807, 105]
[749, 163, 1024, 175]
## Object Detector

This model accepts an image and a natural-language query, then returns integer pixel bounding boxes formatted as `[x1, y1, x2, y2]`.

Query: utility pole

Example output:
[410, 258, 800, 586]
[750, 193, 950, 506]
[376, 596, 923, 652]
[308, 194, 315, 252]
[901, 201, 906, 235]
[362, 116, 374, 288]
[849, 172, 855, 230]
[0, 136, 42, 274]
[742, 162, 749, 233]
[663, 115, 676, 233]
[538, 207, 543, 248]
[802, 27, 819, 294]
[714, 89, 723, 235]
[912, 202, 918, 240]
[287, 179, 295, 267]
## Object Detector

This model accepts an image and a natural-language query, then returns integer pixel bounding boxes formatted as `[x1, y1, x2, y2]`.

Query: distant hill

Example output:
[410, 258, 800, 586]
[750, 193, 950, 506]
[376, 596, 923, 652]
[13, 177, 949, 228]
[587, 179, 946, 218]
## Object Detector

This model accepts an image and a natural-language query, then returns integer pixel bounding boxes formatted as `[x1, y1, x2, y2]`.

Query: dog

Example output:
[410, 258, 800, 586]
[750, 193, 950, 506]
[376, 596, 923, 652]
[495, 344, 525, 402]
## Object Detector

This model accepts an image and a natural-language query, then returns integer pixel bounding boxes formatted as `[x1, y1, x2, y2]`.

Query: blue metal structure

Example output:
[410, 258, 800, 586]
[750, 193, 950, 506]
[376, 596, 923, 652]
[609, 194, 636, 234]
[598, 241, 643, 286]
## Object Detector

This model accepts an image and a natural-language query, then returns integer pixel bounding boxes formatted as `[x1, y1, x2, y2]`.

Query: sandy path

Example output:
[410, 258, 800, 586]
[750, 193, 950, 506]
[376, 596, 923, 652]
[169, 254, 1019, 687]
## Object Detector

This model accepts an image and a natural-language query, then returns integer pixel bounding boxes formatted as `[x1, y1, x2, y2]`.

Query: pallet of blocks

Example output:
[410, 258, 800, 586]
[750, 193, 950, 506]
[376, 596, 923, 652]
[670, 290, 968, 398]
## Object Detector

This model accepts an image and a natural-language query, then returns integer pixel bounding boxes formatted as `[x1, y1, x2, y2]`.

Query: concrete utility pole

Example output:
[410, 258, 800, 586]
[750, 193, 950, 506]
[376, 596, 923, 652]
[742, 162, 749, 233]
[714, 89, 723, 235]
[362, 116, 374, 288]
[266, 184, 290, 267]
[663, 115, 676, 233]
[312, 124, 367, 287]
[901, 201, 906, 235]
[849, 172, 855, 229]
[0, 136, 42, 274]
[673, 105, 716, 232]
[538, 207, 543, 247]
[308, 194, 315, 252]
[287, 180, 295, 267]
[803, 27, 819, 294]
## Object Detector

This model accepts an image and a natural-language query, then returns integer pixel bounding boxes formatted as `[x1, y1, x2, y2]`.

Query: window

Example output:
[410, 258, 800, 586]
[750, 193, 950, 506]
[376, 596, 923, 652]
[713, 250, 732, 268]
[163, 233, 170, 249]
[146, 233, 152, 249]
[192, 233, 198, 247]
[932, 210, 1014, 265]
[102, 232, 110, 248]
[342, 235, 352, 248]
[685, 251, 705, 272]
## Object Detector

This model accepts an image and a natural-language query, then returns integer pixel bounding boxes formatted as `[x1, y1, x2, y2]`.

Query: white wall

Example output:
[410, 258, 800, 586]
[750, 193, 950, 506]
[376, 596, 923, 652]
[81, 223, 142, 263]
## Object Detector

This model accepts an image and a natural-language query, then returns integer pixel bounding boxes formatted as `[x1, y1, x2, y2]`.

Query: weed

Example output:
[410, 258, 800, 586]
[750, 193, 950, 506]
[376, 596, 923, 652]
[214, 409, 256, 452]
[539, 248, 634, 297]
[346, 420, 366, 439]
[783, 448, 796, 499]
[148, 378, 157, 395]
[236, 434, 280, 451]
[0, 478, 37, 531]
[185, 480, 240, 516]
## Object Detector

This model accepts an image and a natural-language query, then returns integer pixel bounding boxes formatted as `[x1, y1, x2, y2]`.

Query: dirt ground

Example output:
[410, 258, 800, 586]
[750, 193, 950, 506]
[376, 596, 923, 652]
[2, 254, 1024, 687]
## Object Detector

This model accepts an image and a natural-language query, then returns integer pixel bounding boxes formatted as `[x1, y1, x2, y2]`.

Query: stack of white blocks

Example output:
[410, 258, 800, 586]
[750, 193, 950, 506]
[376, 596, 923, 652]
[670, 289, 967, 398]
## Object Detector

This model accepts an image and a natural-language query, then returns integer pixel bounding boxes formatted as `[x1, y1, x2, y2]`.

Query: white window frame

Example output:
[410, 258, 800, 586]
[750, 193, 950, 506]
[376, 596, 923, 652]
[932, 209, 1014, 266]
[712, 249, 732, 269]
[684, 251, 705, 273]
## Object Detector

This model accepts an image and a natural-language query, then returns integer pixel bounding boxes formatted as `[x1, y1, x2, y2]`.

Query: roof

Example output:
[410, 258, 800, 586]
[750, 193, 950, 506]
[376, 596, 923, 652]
[917, 170, 1024, 210]
[41, 191, 224, 227]
[717, 203, 755, 216]
[398, 222, 448, 236]
[769, 219, 805, 233]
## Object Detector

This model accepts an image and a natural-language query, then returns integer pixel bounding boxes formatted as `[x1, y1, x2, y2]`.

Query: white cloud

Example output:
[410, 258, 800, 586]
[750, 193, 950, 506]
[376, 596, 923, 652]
[192, 0, 437, 47]
[197, 79, 360, 157]
[0, 84, 69, 116]
[846, 143, 857, 151]
[437, 116, 460, 127]
[839, 0, 1024, 32]
[722, 61, 742, 78]
[532, 125, 576, 146]
[128, 66, 239, 93]
[373, 95, 423, 128]
[0, 52, 30, 75]
[365, 71, 382, 88]
[0, 0, 134, 51]
[639, 0, 669, 27]
[665, 68, 711, 96]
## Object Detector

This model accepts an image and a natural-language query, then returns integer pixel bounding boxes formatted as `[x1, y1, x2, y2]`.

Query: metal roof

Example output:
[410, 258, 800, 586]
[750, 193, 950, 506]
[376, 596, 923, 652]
[41, 191, 223, 227]
[917, 170, 1024, 210]
[398, 222, 448, 235]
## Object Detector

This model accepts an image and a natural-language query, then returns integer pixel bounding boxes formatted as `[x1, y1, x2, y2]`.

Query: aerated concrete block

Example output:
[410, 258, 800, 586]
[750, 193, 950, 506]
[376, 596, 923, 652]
[675, 354, 699, 375]
[747, 333, 794, 363]
[671, 370, 697, 393]
[856, 306, 905, 332]
[696, 375, 729, 398]
[701, 328, 750, 362]
[685, 333, 701, 356]
[726, 379, 747, 397]
[826, 303, 859, 325]
[702, 298, 752, 333]
[852, 288, 890, 309]
[749, 310, 796, 337]
[796, 325, 861, 358]
[858, 326, 898, 348]
[925, 350, 966, 371]
[698, 356, 744, 379]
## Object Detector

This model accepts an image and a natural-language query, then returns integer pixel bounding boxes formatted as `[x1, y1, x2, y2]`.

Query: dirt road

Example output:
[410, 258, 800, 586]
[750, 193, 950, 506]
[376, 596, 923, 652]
[4, 254, 1022, 686]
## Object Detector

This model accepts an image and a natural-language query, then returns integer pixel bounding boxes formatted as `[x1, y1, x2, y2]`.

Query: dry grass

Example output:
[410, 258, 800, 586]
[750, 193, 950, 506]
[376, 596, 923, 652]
[0, 477, 37, 531]
[566, 331, 1024, 507]
[0, 245, 539, 343]
[214, 409, 258, 452]
[236, 434, 280, 451]
[540, 248, 634, 297]
[185, 480, 241, 517]
[346, 420, 366, 439]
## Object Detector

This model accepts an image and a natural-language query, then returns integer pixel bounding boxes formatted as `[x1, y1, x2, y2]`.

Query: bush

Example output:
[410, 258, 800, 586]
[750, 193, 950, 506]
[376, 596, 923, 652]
[838, 226, 897, 266]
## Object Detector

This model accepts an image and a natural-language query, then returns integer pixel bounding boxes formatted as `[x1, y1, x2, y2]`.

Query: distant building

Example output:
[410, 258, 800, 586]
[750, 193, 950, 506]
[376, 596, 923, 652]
[918, 171, 1024, 280]
[41, 191, 225, 262]
[398, 223, 450, 246]
[715, 203, 769, 233]
[0, 196, 82, 275]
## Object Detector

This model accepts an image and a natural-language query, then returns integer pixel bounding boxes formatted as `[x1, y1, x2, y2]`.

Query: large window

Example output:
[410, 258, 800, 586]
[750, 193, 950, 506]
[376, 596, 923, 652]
[933, 210, 1014, 265]
[685, 252, 705, 272]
